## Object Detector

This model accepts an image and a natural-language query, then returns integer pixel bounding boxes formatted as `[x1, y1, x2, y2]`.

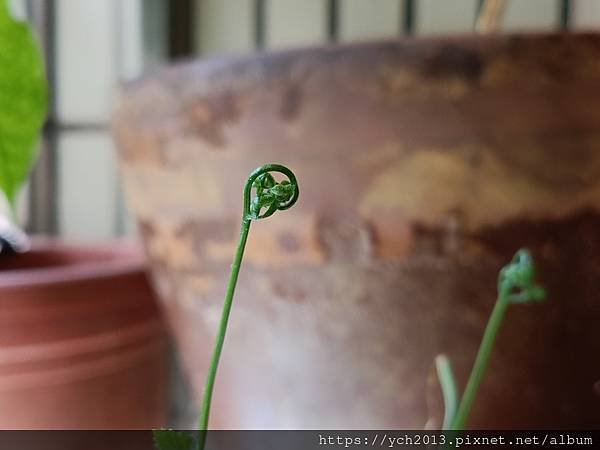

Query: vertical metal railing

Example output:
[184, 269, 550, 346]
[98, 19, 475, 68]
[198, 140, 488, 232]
[25, 0, 58, 235]
[169, 0, 195, 59]
[404, 0, 415, 35]
[560, 0, 572, 29]
[328, 0, 339, 42]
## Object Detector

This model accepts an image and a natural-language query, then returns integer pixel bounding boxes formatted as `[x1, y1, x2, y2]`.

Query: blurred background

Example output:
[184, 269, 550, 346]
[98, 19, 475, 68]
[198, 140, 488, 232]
[5, 0, 600, 430]
[7, 0, 600, 241]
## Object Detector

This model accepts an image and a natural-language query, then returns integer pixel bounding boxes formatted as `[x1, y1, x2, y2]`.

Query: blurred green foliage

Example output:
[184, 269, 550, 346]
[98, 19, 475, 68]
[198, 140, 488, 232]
[0, 0, 47, 212]
[153, 430, 196, 450]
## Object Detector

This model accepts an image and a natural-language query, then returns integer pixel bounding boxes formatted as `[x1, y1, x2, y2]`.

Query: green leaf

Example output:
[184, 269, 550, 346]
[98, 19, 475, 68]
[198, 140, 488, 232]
[153, 430, 197, 450]
[0, 0, 47, 209]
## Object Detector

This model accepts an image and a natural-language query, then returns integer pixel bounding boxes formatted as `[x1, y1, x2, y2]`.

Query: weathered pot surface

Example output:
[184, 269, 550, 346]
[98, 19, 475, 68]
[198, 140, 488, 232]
[114, 33, 600, 428]
[0, 239, 168, 429]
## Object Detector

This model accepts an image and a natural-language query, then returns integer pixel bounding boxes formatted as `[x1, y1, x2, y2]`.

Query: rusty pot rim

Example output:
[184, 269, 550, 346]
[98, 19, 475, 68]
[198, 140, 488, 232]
[126, 31, 598, 86]
[0, 238, 147, 288]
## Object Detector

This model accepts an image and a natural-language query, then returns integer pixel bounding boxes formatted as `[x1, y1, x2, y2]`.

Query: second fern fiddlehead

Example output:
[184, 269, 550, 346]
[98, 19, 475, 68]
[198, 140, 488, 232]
[436, 249, 546, 431]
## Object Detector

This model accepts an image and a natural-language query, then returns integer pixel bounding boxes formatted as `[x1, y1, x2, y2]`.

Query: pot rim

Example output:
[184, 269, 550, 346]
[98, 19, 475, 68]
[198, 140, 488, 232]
[0, 237, 148, 288]
[125, 31, 597, 87]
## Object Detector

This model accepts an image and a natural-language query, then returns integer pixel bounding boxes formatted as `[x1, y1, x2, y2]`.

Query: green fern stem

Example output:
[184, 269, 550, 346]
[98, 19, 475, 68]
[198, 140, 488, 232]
[196, 217, 251, 450]
[195, 164, 298, 450]
[449, 283, 510, 430]
[435, 354, 458, 430]
[447, 249, 546, 430]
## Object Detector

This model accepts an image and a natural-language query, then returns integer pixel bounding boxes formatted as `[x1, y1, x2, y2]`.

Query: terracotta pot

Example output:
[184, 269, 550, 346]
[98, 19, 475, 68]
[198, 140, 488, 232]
[0, 239, 167, 429]
[113, 33, 600, 429]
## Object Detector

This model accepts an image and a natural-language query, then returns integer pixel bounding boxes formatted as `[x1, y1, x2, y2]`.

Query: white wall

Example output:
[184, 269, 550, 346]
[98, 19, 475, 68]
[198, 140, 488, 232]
[51, 0, 145, 239]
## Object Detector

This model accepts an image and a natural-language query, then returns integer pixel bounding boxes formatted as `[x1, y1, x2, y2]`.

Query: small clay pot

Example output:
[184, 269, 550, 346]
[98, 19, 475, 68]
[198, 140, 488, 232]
[114, 33, 600, 428]
[0, 239, 167, 429]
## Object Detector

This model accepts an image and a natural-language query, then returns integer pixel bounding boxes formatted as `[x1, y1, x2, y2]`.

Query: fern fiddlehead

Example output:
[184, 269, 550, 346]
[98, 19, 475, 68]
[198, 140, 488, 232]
[154, 166, 299, 450]
[196, 164, 298, 450]
[436, 249, 546, 431]
[244, 164, 299, 221]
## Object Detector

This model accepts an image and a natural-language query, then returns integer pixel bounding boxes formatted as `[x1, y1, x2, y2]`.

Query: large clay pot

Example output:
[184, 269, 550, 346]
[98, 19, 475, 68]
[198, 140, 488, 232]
[0, 239, 167, 428]
[114, 33, 600, 429]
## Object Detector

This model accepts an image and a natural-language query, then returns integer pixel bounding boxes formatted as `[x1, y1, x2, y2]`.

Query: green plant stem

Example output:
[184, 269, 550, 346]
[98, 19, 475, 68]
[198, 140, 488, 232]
[435, 354, 458, 430]
[450, 284, 510, 430]
[196, 217, 251, 450]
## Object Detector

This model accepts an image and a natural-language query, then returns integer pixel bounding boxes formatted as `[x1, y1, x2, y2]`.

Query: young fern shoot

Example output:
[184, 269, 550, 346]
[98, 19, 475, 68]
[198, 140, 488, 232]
[196, 164, 298, 449]
[436, 249, 546, 431]
[154, 164, 299, 450]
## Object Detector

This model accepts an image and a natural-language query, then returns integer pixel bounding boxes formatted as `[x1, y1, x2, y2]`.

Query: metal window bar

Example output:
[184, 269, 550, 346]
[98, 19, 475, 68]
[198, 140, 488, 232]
[255, 0, 266, 49]
[25, 0, 58, 234]
[328, 0, 339, 42]
[404, 0, 415, 35]
[560, 0, 572, 29]
[169, 0, 195, 59]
